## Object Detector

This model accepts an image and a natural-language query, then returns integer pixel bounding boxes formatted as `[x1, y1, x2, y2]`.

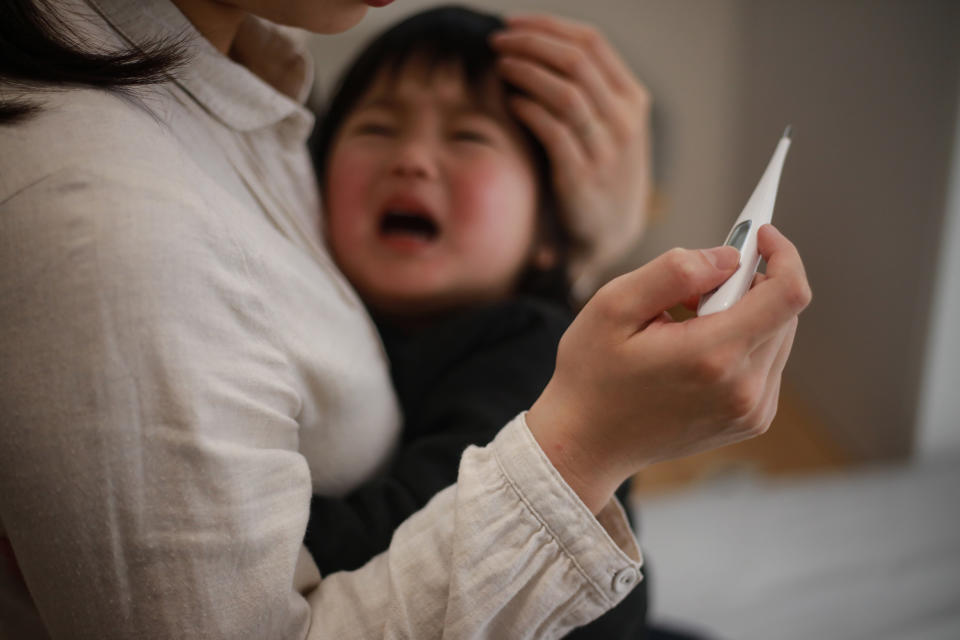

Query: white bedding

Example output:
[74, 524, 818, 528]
[634, 456, 960, 639]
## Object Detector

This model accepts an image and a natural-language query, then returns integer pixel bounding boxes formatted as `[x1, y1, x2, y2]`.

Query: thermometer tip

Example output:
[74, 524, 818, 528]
[783, 125, 792, 140]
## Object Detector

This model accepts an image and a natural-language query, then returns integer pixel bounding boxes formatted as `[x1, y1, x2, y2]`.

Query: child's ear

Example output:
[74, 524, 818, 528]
[533, 244, 558, 271]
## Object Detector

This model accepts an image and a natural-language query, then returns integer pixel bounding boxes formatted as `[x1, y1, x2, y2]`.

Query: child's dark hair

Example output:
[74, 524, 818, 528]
[309, 5, 573, 306]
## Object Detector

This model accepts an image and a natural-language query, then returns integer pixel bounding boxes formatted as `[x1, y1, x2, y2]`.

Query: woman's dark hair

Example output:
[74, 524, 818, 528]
[0, 0, 187, 125]
[309, 5, 573, 305]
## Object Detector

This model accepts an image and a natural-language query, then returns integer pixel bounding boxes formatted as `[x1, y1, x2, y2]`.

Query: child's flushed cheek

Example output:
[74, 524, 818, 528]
[326, 146, 377, 245]
[450, 157, 537, 256]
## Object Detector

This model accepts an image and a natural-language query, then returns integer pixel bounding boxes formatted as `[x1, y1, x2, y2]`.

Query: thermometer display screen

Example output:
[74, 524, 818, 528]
[725, 220, 752, 251]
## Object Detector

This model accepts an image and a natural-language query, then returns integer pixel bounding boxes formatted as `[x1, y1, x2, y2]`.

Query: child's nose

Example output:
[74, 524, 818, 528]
[390, 137, 438, 180]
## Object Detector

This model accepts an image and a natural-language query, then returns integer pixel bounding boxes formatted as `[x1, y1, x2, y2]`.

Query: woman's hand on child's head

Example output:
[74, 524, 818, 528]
[489, 13, 652, 294]
[525, 225, 812, 514]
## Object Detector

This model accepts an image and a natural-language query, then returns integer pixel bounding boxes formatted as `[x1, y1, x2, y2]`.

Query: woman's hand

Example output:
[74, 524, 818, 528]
[526, 225, 812, 513]
[489, 13, 652, 294]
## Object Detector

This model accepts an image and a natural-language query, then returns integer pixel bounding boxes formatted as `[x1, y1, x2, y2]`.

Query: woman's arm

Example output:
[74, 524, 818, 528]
[0, 103, 642, 638]
[305, 304, 648, 640]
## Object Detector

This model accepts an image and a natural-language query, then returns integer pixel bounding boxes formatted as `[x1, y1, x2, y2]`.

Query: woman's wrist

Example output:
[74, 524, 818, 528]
[525, 397, 624, 515]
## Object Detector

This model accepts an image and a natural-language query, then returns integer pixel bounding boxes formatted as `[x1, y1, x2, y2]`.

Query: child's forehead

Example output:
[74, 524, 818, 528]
[360, 57, 507, 115]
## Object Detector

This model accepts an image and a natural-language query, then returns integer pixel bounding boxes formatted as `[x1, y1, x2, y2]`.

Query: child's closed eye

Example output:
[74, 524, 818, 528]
[451, 129, 491, 143]
[354, 123, 397, 136]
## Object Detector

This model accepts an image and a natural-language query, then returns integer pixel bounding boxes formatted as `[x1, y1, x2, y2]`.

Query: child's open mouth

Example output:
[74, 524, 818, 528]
[380, 210, 439, 241]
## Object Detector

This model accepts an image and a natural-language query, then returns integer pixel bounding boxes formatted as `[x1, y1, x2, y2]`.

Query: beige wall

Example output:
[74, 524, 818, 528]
[731, 1, 959, 459]
[306, 0, 960, 461]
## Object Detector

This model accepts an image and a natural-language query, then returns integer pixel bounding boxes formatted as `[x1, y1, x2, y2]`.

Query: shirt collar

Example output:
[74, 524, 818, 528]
[86, 0, 315, 132]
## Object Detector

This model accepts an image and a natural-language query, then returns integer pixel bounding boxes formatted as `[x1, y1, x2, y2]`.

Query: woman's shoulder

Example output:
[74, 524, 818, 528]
[0, 86, 239, 292]
[0, 86, 270, 351]
[0, 86, 185, 202]
[0, 85, 232, 246]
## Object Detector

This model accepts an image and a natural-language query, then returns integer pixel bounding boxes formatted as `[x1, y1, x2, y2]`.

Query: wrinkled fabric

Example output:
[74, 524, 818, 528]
[0, 1, 643, 637]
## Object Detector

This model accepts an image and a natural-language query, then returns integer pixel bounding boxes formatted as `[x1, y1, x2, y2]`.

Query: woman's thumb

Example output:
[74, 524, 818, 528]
[700, 246, 740, 270]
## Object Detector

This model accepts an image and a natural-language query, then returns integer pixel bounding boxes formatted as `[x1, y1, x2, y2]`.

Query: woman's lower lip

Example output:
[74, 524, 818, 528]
[364, 0, 395, 7]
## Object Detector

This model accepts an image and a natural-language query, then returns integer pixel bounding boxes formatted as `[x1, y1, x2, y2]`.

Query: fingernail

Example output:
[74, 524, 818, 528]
[702, 246, 740, 270]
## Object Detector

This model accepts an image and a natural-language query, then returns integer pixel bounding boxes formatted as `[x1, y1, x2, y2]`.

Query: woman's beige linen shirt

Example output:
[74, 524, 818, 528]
[0, 1, 642, 638]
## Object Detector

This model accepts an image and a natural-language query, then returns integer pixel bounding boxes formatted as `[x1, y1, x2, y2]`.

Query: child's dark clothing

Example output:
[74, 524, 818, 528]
[304, 297, 648, 638]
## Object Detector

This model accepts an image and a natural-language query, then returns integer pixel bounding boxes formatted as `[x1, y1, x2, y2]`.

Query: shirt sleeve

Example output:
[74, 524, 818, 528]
[0, 162, 642, 640]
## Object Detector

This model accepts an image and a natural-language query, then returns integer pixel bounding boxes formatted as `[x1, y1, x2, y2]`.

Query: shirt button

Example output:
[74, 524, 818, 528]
[612, 567, 640, 594]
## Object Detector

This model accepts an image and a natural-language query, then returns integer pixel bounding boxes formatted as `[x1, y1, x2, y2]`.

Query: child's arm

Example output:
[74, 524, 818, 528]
[304, 300, 567, 575]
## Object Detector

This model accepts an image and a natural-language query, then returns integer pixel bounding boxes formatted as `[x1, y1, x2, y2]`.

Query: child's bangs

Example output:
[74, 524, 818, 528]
[377, 15, 503, 106]
[311, 7, 507, 177]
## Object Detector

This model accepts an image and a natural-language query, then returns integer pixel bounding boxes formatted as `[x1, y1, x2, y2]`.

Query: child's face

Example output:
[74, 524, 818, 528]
[324, 59, 541, 316]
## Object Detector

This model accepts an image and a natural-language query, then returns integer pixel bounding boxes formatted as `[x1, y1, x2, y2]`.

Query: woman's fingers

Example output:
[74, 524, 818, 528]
[491, 30, 620, 136]
[757, 225, 810, 292]
[714, 225, 812, 350]
[745, 318, 797, 437]
[768, 315, 799, 386]
[752, 371, 783, 438]
[504, 13, 640, 95]
[747, 316, 797, 415]
[505, 94, 587, 173]
[595, 246, 740, 336]
[495, 51, 608, 158]
[490, 14, 649, 153]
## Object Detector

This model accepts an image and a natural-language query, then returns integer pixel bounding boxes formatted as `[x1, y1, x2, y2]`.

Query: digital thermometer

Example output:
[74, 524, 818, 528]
[698, 126, 792, 316]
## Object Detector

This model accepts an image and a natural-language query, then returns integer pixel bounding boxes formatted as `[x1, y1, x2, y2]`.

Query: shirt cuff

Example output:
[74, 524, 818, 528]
[491, 412, 644, 606]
